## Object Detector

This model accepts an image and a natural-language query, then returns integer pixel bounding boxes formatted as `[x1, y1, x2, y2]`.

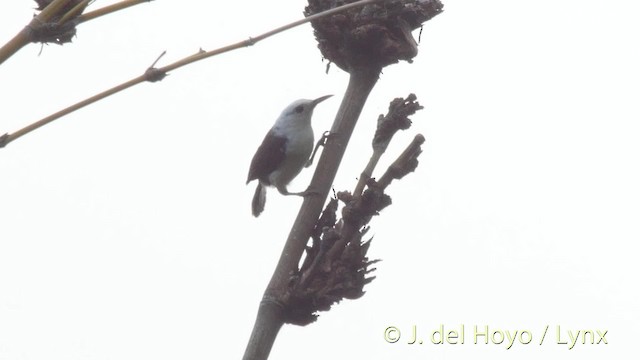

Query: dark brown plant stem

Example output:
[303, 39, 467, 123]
[241, 299, 285, 360]
[353, 150, 383, 196]
[242, 65, 381, 360]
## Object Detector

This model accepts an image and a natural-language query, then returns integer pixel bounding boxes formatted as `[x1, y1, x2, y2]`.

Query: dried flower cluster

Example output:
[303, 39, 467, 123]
[373, 93, 423, 151]
[305, 0, 443, 71]
[281, 94, 425, 325]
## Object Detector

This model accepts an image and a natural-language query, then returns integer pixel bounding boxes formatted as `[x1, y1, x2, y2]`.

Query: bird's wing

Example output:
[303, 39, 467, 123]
[247, 130, 288, 184]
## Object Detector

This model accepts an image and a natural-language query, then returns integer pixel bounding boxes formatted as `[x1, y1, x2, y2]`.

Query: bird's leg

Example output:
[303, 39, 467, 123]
[305, 131, 333, 168]
[277, 185, 319, 197]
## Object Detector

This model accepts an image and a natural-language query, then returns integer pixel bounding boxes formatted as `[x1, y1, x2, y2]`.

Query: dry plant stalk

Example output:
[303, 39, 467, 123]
[243, 1, 442, 359]
[354, 93, 424, 195]
[0, 0, 152, 65]
[0, 0, 389, 149]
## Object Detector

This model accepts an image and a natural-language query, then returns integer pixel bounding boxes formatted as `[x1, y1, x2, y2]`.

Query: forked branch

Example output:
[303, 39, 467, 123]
[0, 0, 152, 65]
[0, 0, 389, 149]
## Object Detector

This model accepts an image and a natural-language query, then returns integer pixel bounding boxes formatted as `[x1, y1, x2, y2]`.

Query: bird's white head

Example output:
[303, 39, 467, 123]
[273, 95, 333, 131]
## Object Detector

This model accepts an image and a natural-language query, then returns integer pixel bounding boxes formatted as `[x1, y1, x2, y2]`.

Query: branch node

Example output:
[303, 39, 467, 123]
[144, 67, 167, 82]
[27, 19, 78, 45]
[259, 296, 286, 311]
[29, 0, 90, 44]
[144, 52, 168, 82]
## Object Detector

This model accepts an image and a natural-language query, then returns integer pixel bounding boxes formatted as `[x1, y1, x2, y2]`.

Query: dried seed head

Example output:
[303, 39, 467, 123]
[305, 0, 444, 71]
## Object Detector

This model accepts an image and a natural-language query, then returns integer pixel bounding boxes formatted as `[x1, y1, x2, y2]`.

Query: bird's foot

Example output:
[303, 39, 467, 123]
[284, 187, 320, 197]
[305, 131, 334, 168]
[301, 188, 321, 197]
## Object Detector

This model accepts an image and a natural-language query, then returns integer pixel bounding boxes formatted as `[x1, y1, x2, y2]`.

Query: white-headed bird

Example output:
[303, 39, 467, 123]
[247, 95, 332, 217]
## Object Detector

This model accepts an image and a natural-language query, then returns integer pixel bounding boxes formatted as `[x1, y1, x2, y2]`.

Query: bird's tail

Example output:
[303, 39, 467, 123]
[252, 183, 266, 217]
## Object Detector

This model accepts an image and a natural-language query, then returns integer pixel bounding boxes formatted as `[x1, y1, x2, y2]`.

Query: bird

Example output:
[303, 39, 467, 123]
[247, 95, 333, 217]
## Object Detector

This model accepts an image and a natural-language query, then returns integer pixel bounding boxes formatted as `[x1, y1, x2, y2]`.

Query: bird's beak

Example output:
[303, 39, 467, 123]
[311, 94, 333, 107]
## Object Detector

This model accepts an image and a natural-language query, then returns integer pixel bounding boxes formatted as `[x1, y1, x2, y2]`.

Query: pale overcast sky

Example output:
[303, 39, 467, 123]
[1, 1, 639, 359]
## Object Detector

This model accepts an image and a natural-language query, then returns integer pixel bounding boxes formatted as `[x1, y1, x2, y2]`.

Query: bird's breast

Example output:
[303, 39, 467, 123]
[269, 128, 313, 187]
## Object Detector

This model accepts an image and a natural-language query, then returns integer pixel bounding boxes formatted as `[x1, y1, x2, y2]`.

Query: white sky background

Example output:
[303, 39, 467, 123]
[1, 0, 639, 359]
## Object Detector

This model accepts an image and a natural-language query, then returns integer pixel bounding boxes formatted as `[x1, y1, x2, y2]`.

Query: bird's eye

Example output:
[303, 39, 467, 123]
[294, 105, 304, 113]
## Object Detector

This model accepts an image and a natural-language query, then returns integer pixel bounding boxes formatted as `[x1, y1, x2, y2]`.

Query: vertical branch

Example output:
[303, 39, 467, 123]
[241, 299, 285, 360]
[242, 66, 381, 360]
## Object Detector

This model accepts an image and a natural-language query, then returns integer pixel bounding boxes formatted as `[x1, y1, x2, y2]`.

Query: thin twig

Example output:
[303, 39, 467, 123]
[57, 0, 90, 24]
[353, 150, 383, 196]
[1, 76, 147, 149]
[148, 50, 166, 69]
[77, 0, 153, 24]
[153, 0, 388, 75]
[35, 0, 75, 21]
[0, 0, 389, 148]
